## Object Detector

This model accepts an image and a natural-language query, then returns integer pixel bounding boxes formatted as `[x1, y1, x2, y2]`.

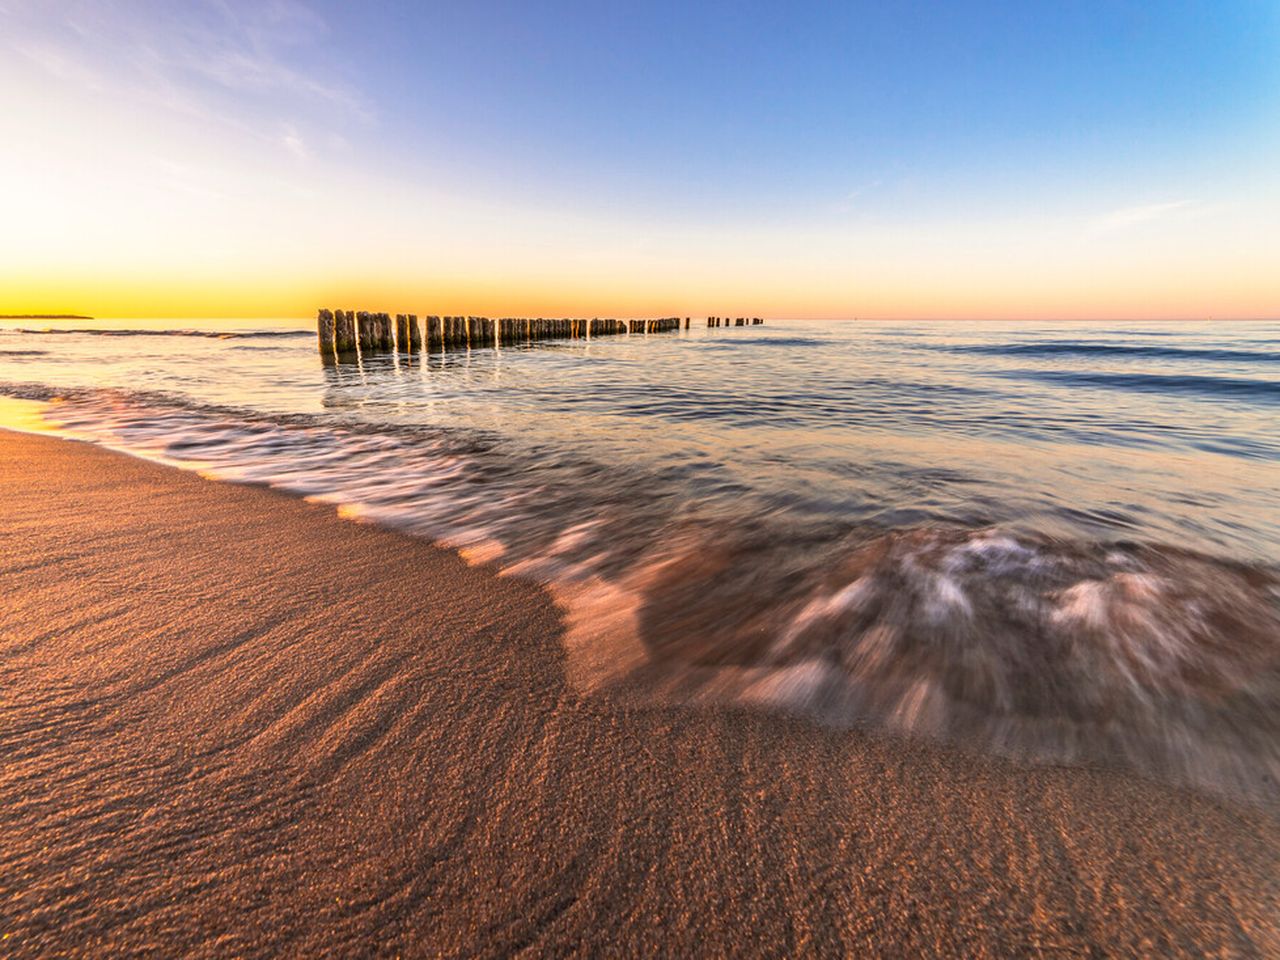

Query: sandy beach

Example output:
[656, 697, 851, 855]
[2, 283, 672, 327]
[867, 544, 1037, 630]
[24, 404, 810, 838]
[2, 428, 1278, 957]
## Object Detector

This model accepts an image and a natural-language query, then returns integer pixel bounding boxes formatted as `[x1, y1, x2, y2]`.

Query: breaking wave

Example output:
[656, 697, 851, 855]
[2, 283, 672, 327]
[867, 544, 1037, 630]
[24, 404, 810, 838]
[617, 525, 1280, 798]
[4, 384, 1279, 801]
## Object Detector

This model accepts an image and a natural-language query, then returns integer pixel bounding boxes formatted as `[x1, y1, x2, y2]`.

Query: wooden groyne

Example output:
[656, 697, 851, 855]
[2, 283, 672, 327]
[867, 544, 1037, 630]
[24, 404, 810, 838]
[317, 310, 761, 357]
[705, 317, 764, 327]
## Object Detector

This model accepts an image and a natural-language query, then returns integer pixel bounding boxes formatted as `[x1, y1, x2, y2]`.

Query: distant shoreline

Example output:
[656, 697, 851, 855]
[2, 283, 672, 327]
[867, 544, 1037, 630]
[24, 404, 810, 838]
[0, 314, 93, 320]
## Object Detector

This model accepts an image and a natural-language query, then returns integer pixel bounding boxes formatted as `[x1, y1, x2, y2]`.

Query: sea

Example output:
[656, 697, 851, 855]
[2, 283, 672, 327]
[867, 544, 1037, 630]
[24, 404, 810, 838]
[3, 317, 1277, 799]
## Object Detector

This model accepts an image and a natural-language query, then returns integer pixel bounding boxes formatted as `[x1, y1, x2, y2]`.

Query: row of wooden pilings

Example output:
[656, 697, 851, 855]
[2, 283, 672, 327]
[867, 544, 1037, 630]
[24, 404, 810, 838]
[317, 310, 760, 356]
[707, 317, 764, 327]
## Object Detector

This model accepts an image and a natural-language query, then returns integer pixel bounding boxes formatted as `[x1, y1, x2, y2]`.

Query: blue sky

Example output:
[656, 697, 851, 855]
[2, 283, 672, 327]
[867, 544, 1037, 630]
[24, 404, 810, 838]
[2, 0, 1278, 317]
[302, 1, 1280, 216]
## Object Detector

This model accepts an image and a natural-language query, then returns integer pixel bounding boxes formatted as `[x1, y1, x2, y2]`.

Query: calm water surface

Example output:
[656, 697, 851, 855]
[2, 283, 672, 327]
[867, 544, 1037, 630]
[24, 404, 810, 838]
[3, 318, 1278, 798]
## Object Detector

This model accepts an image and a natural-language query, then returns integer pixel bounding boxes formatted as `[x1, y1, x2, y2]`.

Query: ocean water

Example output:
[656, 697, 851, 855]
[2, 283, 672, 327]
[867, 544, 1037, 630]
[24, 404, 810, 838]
[3, 318, 1278, 799]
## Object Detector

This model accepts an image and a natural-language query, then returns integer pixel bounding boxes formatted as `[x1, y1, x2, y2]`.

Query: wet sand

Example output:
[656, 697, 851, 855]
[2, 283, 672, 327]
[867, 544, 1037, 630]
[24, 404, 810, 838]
[2, 429, 1278, 958]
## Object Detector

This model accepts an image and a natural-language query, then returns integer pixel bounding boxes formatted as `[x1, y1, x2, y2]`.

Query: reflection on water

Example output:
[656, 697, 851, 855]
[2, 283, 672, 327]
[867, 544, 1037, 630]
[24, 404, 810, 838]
[2, 318, 1278, 799]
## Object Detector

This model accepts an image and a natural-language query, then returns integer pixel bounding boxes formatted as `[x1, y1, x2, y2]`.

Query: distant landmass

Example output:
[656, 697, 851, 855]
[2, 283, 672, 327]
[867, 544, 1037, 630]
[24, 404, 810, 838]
[0, 314, 93, 320]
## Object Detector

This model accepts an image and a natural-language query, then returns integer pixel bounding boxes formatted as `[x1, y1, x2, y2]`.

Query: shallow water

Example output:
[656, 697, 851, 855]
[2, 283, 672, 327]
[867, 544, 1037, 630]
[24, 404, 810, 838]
[3, 317, 1278, 798]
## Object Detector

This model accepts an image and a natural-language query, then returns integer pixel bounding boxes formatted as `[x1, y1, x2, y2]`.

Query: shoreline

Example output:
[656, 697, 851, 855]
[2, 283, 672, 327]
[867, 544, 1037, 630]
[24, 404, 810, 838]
[2, 428, 1278, 956]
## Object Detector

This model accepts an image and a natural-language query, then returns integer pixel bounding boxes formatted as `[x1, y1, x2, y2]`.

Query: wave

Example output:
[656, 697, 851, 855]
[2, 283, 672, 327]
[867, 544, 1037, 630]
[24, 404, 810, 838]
[4, 383, 1279, 801]
[998, 368, 1280, 403]
[953, 340, 1280, 364]
[701, 336, 827, 348]
[555, 523, 1280, 803]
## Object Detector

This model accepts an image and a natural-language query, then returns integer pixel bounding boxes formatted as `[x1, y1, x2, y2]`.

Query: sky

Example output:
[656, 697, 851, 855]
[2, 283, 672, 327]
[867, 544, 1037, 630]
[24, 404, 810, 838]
[2, 0, 1278, 319]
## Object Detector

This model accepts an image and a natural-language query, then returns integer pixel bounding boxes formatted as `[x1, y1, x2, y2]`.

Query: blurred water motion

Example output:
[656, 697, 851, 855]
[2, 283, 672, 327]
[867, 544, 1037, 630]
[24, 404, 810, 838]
[3, 318, 1278, 798]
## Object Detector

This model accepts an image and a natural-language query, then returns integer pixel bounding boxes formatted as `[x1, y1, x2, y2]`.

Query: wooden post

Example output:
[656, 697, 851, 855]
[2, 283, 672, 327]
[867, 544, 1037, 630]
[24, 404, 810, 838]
[334, 310, 356, 354]
[317, 309, 335, 354]
[326, 307, 763, 352]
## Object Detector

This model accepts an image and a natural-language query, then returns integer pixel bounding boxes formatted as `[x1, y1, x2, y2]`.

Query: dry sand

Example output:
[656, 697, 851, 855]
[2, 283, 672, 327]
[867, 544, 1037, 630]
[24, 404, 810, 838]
[1, 429, 1278, 957]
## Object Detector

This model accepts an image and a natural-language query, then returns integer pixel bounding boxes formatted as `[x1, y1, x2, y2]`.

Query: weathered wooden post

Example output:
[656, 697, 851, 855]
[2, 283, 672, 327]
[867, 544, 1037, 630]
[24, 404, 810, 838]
[317, 308, 335, 355]
[408, 314, 422, 351]
[333, 310, 357, 354]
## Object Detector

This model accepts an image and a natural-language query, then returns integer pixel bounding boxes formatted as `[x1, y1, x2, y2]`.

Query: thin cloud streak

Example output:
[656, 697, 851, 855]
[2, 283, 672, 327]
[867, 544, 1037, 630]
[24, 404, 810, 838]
[1093, 200, 1192, 232]
[4, 0, 372, 160]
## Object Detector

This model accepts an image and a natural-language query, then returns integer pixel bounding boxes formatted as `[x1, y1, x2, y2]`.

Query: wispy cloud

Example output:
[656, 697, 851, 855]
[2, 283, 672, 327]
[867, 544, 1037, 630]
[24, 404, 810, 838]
[834, 179, 883, 213]
[280, 125, 310, 160]
[5, 0, 372, 159]
[1092, 200, 1192, 232]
